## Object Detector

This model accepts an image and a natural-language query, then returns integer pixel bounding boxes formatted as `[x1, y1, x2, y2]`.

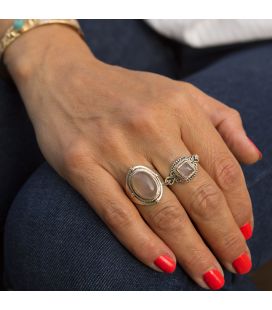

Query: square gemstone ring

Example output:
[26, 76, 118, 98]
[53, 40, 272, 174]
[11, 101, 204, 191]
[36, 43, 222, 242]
[175, 159, 196, 180]
[165, 155, 199, 185]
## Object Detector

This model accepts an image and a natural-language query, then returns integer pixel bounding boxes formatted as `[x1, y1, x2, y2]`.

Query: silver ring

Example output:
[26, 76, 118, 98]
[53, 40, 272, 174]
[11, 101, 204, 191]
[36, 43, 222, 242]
[126, 165, 163, 206]
[164, 154, 199, 186]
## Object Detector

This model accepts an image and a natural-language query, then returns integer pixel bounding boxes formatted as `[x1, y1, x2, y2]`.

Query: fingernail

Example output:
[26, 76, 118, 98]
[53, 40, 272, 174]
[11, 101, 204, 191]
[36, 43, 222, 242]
[247, 137, 262, 160]
[154, 255, 176, 273]
[232, 252, 252, 274]
[240, 222, 253, 240]
[203, 269, 225, 290]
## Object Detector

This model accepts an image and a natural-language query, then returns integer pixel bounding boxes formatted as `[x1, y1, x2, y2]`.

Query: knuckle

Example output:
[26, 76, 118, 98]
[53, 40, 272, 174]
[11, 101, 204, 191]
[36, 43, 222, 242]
[96, 129, 121, 156]
[189, 183, 223, 220]
[178, 82, 202, 104]
[101, 203, 132, 231]
[167, 87, 183, 102]
[62, 138, 90, 174]
[127, 107, 155, 131]
[215, 157, 242, 191]
[151, 203, 186, 232]
[181, 81, 198, 94]
[126, 107, 162, 138]
[164, 88, 193, 119]
[229, 108, 242, 121]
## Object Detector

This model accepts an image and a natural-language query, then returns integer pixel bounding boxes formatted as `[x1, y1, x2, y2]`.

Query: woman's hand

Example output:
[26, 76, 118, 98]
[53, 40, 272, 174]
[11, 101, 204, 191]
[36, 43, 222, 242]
[5, 24, 261, 290]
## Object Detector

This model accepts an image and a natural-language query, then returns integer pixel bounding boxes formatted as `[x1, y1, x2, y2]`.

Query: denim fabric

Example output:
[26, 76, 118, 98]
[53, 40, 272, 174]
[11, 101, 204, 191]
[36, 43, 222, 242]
[0, 64, 44, 289]
[1, 20, 272, 290]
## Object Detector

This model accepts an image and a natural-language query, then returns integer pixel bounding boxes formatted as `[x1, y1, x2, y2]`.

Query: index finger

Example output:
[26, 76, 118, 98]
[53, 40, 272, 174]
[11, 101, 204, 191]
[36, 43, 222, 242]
[62, 155, 177, 274]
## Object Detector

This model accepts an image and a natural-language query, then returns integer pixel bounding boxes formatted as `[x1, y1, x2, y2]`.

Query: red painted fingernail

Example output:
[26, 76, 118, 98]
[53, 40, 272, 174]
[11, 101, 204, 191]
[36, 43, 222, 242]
[240, 222, 253, 240]
[154, 255, 176, 273]
[232, 252, 252, 274]
[203, 269, 225, 290]
[247, 137, 262, 160]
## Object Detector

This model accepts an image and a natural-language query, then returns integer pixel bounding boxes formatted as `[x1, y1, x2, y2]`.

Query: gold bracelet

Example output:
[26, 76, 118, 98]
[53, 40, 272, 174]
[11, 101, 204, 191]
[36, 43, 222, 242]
[0, 19, 84, 60]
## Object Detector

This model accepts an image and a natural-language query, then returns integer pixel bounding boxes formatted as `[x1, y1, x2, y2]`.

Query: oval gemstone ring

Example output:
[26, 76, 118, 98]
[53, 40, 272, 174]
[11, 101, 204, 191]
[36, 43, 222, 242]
[164, 154, 199, 186]
[126, 165, 164, 206]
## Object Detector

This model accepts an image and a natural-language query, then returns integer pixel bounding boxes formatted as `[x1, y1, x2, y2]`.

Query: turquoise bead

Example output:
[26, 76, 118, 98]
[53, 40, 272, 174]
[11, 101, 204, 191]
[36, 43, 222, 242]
[13, 19, 25, 30]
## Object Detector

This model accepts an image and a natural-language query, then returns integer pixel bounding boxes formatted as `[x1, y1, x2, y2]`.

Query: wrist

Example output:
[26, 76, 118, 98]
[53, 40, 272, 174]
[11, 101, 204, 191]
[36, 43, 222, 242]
[3, 23, 97, 84]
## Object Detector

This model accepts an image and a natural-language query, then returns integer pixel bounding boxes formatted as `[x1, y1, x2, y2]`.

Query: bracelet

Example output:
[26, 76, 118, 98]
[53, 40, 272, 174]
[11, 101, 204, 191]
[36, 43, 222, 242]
[0, 19, 84, 65]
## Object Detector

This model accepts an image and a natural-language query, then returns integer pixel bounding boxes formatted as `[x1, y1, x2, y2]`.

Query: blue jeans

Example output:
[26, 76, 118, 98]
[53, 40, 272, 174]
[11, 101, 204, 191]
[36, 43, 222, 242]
[2, 20, 272, 290]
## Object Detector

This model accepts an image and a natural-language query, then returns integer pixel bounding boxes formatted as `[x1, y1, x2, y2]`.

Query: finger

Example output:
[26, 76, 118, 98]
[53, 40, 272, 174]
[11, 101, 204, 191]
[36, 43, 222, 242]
[178, 101, 254, 240]
[214, 107, 262, 164]
[140, 179, 225, 290]
[190, 86, 262, 164]
[112, 158, 225, 290]
[62, 154, 176, 274]
[151, 141, 252, 275]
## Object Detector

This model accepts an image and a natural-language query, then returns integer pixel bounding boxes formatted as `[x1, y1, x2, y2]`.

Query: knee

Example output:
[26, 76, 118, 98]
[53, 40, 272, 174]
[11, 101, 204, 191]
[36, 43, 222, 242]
[3, 163, 192, 290]
[4, 163, 106, 290]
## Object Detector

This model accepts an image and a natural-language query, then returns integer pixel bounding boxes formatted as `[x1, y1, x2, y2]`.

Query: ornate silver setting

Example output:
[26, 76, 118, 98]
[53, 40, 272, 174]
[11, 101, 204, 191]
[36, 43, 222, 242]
[164, 154, 199, 186]
[126, 165, 163, 206]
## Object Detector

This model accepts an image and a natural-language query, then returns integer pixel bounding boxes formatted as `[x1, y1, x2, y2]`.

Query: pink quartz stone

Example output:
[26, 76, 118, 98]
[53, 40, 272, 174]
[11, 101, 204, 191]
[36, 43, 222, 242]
[131, 170, 158, 200]
[177, 161, 194, 178]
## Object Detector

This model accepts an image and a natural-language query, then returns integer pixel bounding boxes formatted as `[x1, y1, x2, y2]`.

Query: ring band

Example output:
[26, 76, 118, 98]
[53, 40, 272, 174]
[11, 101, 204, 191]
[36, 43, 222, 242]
[126, 165, 164, 206]
[164, 154, 199, 186]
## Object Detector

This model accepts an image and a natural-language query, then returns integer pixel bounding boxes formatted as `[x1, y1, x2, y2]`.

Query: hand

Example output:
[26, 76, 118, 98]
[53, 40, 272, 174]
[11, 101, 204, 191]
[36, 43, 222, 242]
[5, 25, 261, 290]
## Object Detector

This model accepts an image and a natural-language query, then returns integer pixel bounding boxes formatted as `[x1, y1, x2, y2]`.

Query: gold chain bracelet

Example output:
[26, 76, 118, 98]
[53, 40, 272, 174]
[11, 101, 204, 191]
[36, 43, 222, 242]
[0, 19, 84, 79]
[0, 19, 84, 60]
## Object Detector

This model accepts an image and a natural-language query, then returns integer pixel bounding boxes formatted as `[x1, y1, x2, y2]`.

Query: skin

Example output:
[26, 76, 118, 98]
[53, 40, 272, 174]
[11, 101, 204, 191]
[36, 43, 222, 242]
[1, 22, 261, 289]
